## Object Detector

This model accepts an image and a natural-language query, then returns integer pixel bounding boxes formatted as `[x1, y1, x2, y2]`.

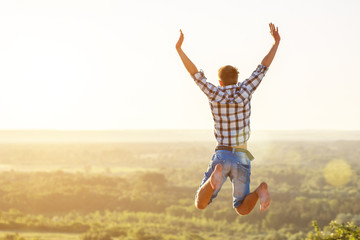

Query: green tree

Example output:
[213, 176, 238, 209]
[306, 220, 360, 240]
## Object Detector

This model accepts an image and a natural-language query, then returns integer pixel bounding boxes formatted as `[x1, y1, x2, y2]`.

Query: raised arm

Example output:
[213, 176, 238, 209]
[176, 30, 199, 76]
[261, 23, 281, 68]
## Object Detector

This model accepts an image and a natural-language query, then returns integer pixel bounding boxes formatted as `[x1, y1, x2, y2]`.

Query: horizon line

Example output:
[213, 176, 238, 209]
[1, 128, 360, 132]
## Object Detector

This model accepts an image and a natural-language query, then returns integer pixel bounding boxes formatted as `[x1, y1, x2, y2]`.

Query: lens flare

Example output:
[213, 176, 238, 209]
[324, 159, 352, 187]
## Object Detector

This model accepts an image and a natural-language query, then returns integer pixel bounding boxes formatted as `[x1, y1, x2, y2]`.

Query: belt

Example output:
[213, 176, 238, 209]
[215, 146, 255, 161]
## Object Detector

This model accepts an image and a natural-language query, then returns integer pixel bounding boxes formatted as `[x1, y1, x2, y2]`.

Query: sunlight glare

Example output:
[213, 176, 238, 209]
[323, 159, 352, 187]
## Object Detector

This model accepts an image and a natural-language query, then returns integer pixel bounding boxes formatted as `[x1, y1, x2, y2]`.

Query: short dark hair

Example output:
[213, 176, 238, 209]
[218, 65, 239, 86]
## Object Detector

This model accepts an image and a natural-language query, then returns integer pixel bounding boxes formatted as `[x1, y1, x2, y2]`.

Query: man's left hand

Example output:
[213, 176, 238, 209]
[269, 23, 280, 43]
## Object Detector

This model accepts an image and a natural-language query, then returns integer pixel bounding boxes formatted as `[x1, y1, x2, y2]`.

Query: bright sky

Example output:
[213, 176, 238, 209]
[0, 0, 359, 130]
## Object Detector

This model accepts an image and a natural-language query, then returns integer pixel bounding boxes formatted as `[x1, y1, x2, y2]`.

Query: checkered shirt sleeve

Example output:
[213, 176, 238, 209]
[240, 64, 268, 94]
[192, 70, 218, 100]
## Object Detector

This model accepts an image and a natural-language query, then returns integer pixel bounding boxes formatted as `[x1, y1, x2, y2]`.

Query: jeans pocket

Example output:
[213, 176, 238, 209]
[211, 159, 225, 171]
[213, 152, 227, 163]
[237, 163, 250, 183]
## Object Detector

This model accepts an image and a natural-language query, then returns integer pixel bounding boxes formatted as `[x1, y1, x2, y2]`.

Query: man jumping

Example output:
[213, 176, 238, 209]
[176, 23, 280, 215]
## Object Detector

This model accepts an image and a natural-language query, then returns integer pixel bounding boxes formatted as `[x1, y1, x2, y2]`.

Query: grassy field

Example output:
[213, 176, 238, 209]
[0, 231, 79, 240]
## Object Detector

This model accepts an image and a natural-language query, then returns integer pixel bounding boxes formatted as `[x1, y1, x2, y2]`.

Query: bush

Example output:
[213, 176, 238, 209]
[306, 220, 360, 239]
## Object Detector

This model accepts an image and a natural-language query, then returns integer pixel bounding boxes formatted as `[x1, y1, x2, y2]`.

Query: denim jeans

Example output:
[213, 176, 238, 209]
[195, 149, 252, 208]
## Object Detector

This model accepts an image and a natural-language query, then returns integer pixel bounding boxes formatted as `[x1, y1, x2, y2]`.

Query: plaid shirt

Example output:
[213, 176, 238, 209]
[192, 64, 268, 146]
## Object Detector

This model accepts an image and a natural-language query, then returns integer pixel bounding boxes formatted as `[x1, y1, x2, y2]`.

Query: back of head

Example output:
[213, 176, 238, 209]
[218, 65, 239, 86]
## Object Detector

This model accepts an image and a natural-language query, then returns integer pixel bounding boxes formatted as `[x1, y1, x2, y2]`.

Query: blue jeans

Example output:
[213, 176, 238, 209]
[195, 149, 252, 208]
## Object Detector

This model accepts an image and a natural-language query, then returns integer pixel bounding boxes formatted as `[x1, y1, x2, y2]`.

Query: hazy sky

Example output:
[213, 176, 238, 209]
[0, 0, 359, 130]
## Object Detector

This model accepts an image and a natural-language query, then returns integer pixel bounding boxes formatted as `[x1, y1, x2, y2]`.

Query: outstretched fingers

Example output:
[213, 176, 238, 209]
[269, 23, 275, 34]
[268, 23, 280, 42]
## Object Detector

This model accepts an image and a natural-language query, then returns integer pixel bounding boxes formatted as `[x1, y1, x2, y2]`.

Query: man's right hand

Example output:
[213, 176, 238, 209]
[261, 23, 280, 67]
[176, 29, 184, 50]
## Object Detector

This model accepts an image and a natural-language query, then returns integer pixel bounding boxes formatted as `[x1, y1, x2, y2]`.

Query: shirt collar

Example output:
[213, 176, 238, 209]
[219, 84, 238, 90]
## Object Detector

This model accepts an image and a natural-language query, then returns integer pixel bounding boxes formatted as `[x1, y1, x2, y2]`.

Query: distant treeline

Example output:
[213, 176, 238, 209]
[0, 141, 359, 239]
[0, 167, 359, 239]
